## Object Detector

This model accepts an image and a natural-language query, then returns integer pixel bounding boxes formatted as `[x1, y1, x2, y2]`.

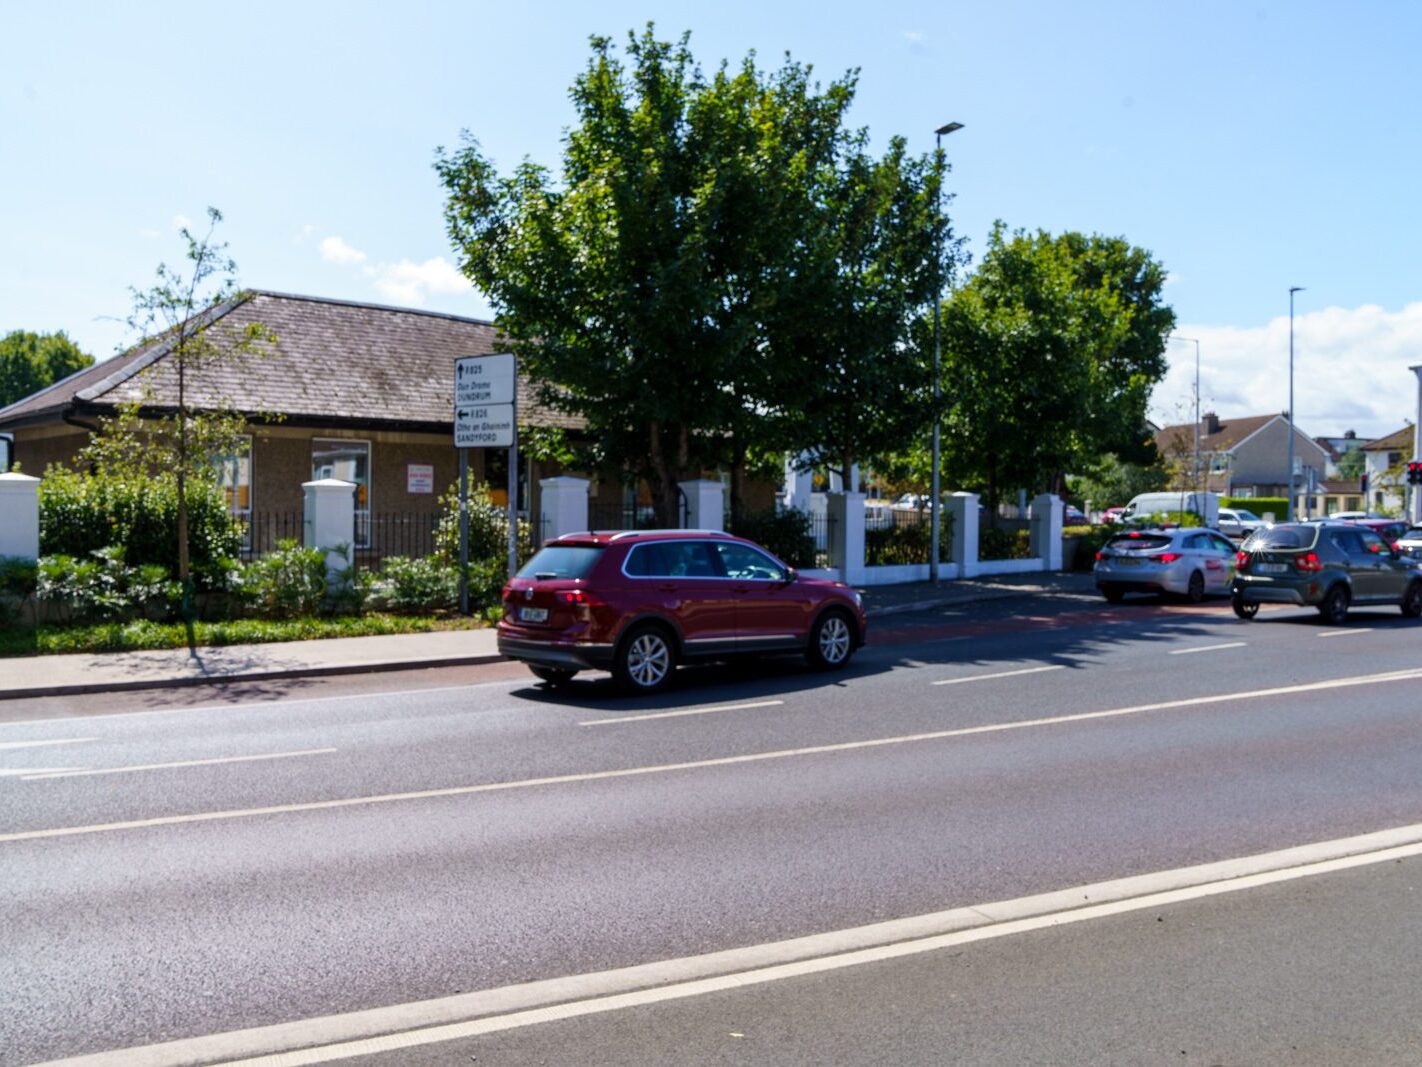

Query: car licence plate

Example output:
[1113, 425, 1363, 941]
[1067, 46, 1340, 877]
[1118, 557, 1142, 566]
[1257, 562, 1288, 574]
[518, 606, 549, 623]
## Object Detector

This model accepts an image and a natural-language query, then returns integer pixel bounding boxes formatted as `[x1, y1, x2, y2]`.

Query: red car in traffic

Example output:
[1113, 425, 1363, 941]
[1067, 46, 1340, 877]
[497, 530, 867, 692]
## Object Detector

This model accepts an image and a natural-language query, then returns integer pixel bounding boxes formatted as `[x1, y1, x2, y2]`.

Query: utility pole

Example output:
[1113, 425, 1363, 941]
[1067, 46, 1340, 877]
[1287, 287, 1304, 520]
[929, 120, 963, 582]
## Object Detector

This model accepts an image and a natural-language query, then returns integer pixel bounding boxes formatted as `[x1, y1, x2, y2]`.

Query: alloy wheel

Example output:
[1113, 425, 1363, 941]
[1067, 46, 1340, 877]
[818, 615, 852, 665]
[626, 632, 671, 689]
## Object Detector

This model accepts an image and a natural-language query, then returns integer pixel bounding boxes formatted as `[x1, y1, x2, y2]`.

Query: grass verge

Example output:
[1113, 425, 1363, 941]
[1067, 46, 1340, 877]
[0, 614, 484, 657]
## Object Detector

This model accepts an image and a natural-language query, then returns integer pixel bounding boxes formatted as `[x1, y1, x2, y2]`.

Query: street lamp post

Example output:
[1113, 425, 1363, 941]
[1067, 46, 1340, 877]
[930, 120, 963, 583]
[1287, 287, 1304, 521]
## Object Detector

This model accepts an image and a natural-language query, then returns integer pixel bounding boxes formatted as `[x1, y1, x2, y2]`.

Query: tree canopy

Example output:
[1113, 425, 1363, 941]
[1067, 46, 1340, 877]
[438, 26, 958, 521]
[0, 330, 93, 409]
[934, 224, 1173, 510]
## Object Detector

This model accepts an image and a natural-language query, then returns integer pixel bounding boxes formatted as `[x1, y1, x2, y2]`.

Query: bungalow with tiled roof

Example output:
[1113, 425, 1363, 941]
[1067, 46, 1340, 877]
[1154, 411, 1329, 508]
[0, 291, 608, 554]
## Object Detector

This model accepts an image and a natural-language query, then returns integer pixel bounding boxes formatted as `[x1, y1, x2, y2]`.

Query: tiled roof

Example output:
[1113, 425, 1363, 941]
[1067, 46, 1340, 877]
[1362, 425, 1415, 452]
[1155, 413, 1280, 456]
[0, 291, 582, 431]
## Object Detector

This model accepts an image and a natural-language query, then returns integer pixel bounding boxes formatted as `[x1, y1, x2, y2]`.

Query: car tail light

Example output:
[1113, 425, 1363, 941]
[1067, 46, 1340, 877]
[1156, 552, 1182, 563]
[1235, 550, 1250, 570]
[1294, 552, 1322, 573]
[556, 588, 605, 620]
[1095, 550, 1107, 561]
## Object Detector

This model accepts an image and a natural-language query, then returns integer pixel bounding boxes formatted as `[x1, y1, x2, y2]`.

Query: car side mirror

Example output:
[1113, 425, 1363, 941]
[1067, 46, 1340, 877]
[783, 567, 798, 583]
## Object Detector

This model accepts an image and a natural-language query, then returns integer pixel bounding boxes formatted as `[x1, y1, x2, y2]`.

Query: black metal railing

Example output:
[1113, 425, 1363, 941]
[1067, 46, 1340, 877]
[352, 512, 441, 569]
[238, 512, 305, 561]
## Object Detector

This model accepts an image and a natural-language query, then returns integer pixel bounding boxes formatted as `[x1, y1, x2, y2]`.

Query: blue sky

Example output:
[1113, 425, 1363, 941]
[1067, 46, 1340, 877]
[3, 1, 1420, 436]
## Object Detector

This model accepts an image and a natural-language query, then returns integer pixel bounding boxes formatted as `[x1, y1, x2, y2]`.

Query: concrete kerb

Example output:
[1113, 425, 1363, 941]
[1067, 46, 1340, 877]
[0, 652, 506, 702]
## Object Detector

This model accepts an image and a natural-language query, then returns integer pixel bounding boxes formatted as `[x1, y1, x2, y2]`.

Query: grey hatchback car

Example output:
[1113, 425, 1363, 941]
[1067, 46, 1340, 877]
[1231, 522, 1422, 624]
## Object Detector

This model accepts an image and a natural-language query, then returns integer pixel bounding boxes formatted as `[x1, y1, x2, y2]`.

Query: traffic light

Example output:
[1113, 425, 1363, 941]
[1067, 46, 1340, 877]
[1408, 460, 1422, 486]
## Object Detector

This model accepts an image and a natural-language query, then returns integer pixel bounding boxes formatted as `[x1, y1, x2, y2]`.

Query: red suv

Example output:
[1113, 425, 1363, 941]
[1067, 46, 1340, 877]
[497, 530, 867, 692]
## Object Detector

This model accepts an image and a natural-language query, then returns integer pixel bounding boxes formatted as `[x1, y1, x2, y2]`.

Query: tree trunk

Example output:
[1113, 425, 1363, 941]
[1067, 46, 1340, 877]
[647, 420, 680, 528]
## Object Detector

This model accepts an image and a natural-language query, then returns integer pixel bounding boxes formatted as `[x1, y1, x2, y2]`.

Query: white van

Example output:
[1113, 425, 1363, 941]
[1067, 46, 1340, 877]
[1121, 491, 1219, 529]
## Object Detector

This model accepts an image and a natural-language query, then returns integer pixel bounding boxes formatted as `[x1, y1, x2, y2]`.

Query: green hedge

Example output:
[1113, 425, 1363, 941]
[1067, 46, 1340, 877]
[1222, 497, 1288, 518]
[39, 467, 243, 588]
[729, 509, 816, 568]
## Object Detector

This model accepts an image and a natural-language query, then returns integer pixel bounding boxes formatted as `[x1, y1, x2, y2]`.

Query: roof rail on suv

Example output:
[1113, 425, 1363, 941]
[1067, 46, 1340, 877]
[605, 529, 734, 541]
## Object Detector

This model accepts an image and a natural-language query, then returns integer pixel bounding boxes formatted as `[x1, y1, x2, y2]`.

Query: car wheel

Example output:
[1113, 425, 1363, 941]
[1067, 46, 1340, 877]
[1318, 584, 1350, 626]
[1101, 584, 1125, 603]
[1401, 580, 1422, 619]
[1231, 594, 1259, 620]
[613, 624, 677, 694]
[807, 609, 855, 671]
[1186, 570, 1206, 603]
[529, 665, 577, 687]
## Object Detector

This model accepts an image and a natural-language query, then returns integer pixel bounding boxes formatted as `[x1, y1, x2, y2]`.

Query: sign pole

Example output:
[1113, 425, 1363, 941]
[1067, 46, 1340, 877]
[458, 447, 469, 616]
[507, 383, 519, 579]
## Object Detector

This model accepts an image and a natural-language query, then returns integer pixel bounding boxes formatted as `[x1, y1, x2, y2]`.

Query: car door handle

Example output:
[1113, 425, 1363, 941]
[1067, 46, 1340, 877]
[657, 583, 678, 592]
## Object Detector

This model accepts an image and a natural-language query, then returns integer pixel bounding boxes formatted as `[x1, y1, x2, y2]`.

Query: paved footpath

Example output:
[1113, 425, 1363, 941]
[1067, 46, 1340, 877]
[0, 571, 1098, 700]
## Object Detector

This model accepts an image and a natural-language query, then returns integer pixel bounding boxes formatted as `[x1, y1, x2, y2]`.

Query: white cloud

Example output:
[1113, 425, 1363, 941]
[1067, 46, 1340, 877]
[370, 256, 471, 305]
[903, 29, 929, 53]
[137, 227, 159, 240]
[171, 214, 192, 231]
[320, 235, 367, 265]
[1151, 302, 1422, 439]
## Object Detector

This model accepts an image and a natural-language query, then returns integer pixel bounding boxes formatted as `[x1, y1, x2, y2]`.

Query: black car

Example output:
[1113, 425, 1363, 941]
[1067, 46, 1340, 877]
[1231, 522, 1422, 624]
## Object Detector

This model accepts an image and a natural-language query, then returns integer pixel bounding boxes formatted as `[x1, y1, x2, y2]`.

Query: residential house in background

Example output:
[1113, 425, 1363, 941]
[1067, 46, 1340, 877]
[1361, 425, 1415, 515]
[1155, 412, 1329, 510]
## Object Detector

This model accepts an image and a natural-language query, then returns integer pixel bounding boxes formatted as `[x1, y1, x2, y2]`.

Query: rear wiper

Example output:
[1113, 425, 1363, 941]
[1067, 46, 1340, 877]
[534, 571, 559, 580]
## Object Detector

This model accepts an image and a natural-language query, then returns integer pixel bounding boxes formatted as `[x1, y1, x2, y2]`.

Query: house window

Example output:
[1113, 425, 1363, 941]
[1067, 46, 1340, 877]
[213, 436, 252, 545]
[1388, 451, 1402, 467]
[312, 438, 371, 547]
[1209, 453, 1230, 474]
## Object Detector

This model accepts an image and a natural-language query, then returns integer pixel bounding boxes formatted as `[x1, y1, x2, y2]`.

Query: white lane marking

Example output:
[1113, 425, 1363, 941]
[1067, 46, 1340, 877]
[1168, 642, 1248, 656]
[7, 667, 1421, 845]
[932, 665, 1065, 686]
[0, 679, 527, 730]
[20, 748, 338, 781]
[0, 737, 95, 750]
[1318, 628, 1374, 638]
[0, 767, 84, 778]
[36, 822, 1422, 1067]
[579, 700, 784, 727]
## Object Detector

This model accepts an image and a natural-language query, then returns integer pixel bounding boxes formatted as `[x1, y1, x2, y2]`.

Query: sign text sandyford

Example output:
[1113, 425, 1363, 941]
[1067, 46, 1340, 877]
[455, 404, 514, 448]
[454, 353, 515, 408]
[406, 463, 435, 495]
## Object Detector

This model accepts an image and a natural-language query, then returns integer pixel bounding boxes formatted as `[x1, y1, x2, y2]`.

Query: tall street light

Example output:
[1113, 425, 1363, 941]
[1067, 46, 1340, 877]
[1174, 335, 1202, 494]
[930, 120, 963, 582]
[1287, 286, 1304, 520]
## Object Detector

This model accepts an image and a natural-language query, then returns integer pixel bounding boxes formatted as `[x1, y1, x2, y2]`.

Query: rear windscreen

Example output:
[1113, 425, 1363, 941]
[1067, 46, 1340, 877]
[1106, 534, 1173, 551]
[516, 545, 604, 580]
[1244, 527, 1314, 551]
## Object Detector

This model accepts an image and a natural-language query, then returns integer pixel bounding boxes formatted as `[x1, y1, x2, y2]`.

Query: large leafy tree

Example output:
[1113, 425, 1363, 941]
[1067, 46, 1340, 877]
[0, 330, 93, 408]
[765, 136, 956, 486]
[438, 27, 953, 521]
[935, 224, 1172, 513]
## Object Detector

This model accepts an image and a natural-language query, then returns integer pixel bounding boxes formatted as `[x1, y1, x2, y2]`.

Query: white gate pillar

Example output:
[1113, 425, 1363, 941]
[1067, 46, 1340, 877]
[827, 490, 866, 585]
[948, 492, 981, 578]
[540, 476, 590, 539]
[1030, 493, 1064, 570]
[784, 454, 812, 513]
[679, 479, 726, 531]
[303, 478, 356, 578]
[0, 472, 41, 561]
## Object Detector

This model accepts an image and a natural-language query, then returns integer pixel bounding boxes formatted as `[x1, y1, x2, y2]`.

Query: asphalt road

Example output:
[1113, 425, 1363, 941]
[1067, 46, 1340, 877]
[3, 590, 1422, 1064]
